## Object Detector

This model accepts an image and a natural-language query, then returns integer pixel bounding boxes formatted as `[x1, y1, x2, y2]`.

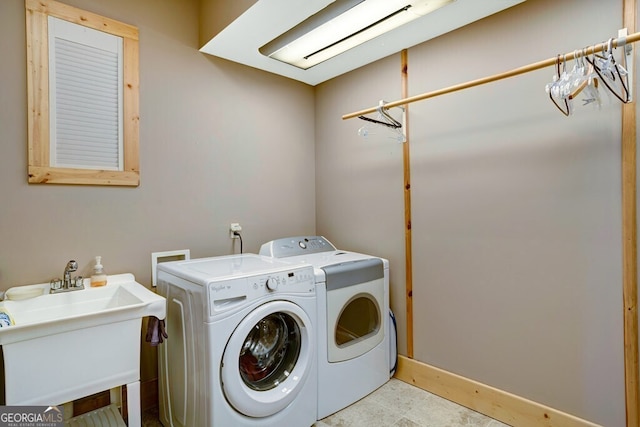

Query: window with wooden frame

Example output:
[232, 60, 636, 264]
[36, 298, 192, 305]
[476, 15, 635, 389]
[26, 0, 139, 186]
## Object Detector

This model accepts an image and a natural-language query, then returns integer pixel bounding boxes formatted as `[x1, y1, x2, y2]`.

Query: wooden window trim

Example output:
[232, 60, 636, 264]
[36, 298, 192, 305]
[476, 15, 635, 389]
[26, 0, 140, 186]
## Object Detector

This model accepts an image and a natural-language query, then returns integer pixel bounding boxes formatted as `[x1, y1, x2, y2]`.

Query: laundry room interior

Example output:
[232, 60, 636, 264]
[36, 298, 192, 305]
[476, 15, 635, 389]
[0, 0, 639, 426]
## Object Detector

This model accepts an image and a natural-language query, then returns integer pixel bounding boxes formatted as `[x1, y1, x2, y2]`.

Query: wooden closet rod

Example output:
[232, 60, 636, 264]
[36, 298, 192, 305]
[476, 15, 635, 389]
[342, 30, 640, 120]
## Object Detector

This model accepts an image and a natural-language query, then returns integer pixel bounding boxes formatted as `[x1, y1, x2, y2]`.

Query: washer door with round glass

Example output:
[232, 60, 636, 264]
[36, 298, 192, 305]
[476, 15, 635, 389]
[221, 300, 314, 418]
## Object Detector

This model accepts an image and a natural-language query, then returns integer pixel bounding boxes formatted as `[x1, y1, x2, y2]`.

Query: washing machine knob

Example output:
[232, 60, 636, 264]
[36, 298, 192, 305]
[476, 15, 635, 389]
[266, 277, 279, 291]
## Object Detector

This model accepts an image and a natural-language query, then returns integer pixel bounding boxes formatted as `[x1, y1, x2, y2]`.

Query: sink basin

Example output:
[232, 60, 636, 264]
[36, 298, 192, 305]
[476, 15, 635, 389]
[0, 273, 166, 418]
[0, 273, 165, 345]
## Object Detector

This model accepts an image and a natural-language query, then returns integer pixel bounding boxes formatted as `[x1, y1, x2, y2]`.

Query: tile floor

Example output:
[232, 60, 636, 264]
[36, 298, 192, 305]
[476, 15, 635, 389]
[143, 378, 508, 427]
[314, 379, 508, 427]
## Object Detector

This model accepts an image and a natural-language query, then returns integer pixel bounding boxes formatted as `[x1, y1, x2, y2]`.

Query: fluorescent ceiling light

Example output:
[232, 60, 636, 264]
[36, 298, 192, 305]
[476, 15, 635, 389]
[260, 0, 455, 70]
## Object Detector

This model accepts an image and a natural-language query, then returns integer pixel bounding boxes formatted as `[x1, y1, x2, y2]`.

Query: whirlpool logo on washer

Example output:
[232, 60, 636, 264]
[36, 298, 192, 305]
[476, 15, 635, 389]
[210, 284, 231, 292]
[0, 406, 64, 427]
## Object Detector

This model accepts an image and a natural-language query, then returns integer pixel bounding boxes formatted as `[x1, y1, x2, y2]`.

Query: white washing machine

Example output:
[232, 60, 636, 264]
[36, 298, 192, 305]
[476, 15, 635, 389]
[260, 236, 392, 419]
[156, 254, 317, 427]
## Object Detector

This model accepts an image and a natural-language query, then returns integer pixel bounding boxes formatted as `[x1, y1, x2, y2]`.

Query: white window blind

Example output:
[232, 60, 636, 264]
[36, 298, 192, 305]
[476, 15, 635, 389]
[48, 17, 123, 170]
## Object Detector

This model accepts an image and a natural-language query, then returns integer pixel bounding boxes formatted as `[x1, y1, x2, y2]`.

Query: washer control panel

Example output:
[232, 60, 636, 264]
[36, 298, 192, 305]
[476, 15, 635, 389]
[259, 236, 337, 258]
[208, 266, 315, 316]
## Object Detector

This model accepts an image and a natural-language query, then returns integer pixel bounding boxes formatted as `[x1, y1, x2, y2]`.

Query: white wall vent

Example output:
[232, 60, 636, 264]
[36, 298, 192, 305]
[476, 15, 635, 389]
[48, 16, 123, 170]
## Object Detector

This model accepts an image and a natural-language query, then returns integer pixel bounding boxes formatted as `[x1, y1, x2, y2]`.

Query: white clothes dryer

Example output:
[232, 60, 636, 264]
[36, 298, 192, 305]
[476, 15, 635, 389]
[260, 236, 391, 419]
[156, 254, 317, 427]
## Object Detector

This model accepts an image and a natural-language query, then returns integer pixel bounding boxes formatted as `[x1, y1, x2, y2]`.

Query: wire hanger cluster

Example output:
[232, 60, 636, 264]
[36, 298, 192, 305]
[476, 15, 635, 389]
[357, 100, 406, 142]
[545, 36, 631, 116]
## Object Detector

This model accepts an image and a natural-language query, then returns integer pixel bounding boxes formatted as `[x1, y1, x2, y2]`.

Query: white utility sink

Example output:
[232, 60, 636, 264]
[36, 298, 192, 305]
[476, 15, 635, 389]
[0, 273, 166, 426]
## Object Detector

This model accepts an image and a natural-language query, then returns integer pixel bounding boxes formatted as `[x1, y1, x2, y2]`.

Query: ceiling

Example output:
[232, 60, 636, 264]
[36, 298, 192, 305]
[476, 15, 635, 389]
[200, 0, 526, 86]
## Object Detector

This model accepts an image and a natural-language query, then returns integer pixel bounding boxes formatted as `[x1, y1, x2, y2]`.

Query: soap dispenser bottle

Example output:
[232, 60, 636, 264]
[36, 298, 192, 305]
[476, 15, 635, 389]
[90, 256, 107, 287]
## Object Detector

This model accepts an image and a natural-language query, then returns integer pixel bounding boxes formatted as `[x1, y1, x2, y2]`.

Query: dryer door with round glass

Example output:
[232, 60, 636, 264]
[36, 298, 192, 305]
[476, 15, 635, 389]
[323, 259, 385, 363]
[221, 300, 314, 418]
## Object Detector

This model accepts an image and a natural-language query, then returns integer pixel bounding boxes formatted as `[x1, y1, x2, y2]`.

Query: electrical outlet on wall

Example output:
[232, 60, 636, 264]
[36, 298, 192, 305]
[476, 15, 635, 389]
[229, 223, 242, 239]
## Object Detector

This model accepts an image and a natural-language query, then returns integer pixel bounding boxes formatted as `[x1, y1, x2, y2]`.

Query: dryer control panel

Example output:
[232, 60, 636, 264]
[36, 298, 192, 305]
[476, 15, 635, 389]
[207, 266, 315, 316]
[259, 236, 337, 258]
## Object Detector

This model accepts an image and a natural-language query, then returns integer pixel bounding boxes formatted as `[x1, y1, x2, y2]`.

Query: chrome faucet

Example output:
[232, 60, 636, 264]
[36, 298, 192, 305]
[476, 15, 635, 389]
[50, 260, 84, 293]
[63, 260, 78, 288]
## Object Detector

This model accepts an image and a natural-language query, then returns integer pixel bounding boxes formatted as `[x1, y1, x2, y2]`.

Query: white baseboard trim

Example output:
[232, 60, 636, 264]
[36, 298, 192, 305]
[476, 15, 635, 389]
[394, 355, 602, 427]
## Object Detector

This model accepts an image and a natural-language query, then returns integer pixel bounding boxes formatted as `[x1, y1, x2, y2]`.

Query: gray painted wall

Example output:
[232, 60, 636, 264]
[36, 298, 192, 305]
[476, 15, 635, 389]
[409, 1, 624, 425]
[0, 0, 316, 382]
[315, 0, 628, 425]
[0, 0, 316, 290]
[315, 53, 408, 359]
